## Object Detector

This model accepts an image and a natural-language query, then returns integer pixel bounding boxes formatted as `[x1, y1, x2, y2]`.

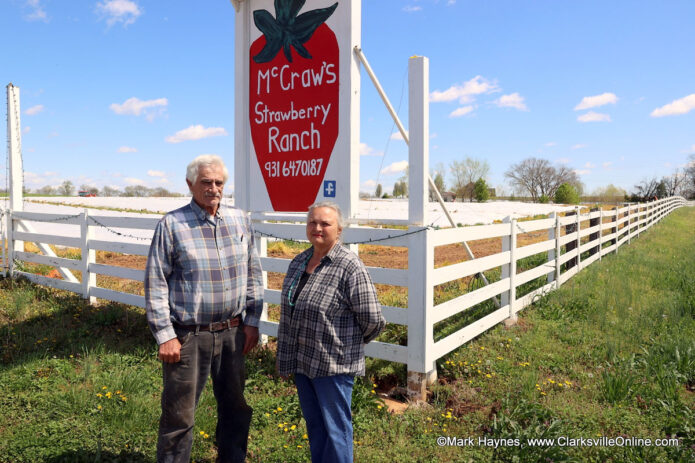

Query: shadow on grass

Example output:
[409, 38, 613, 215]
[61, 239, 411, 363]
[0, 276, 155, 366]
[42, 449, 152, 463]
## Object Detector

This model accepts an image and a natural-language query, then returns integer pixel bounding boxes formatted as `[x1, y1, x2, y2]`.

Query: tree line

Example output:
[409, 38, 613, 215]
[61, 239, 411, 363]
[26, 181, 185, 197]
[371, 154, 695, 204]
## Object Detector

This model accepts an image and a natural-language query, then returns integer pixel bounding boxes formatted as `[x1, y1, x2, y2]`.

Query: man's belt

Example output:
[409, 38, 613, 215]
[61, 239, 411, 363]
[174, 315, 242, 333]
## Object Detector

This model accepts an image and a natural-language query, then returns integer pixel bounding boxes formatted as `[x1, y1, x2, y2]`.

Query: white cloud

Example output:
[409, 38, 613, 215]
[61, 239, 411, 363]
[602, 162, 613, 169]
[571, 144, 587, 150]
[25, 104, 44, 115]
[430, 76, 499, 104]
[577, 112, 611, 123]
[147, 170, 166, 177]
[494, 93, 528, 111]
[110, 97, 167, 120]
[124, 177, 145, 185]
[555, 158, 571, 164]
[585, 162, 596, 169]
[390, 131, 408, 141]
[683, 144, 695, 154]
[359, 142, 382, 156]
[447, 0, 456, 4]
[650, 94, 695, 117]
[545, 142, 556, 147]
[574, 92, 618, 111]
[117, 146, 137, 153]
[165, 125, 228, 143]
[23, 170, 62, 187]
[449, 106, 475, 118]
[381, 160, 409, 175]
[574, 169, 591, 176]
[23, 126, 31, 134]
[96, 0, 142, 27]
[24, 0, 48, 22]
[403, 6, 422, 12]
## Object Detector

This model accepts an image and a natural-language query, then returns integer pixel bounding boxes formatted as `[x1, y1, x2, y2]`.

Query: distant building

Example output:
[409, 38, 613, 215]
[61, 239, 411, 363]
[441, 191, 456, 202]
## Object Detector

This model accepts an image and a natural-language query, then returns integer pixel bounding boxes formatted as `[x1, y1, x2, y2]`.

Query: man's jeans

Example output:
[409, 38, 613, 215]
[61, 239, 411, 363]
[157, 325, 252, 463]
[295, 373, 354, 463]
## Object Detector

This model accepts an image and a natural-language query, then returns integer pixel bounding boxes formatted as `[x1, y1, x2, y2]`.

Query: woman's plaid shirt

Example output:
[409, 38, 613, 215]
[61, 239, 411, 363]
[277, 244, 385, 378]
[145, 200, 264, 345]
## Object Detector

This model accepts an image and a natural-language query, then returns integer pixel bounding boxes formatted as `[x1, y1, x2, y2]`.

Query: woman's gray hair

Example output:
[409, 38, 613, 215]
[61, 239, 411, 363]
[186, 154, 229, 184]
[307, 201, 345, 230]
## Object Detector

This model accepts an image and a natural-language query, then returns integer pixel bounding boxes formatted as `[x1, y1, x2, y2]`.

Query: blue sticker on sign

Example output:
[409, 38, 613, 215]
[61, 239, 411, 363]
[323, 180, 336, 197]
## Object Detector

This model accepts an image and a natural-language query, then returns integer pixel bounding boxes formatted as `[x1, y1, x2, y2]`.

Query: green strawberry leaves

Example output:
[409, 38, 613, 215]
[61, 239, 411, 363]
[253, 0, 339, 63]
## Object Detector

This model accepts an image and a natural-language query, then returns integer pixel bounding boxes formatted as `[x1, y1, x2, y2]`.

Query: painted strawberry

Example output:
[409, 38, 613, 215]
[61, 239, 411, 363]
[249, 0, 340, 211]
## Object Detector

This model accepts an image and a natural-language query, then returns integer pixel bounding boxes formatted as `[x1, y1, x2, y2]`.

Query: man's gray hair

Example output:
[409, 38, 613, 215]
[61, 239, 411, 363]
[307, 201, 345, 229]
[186, 154, 229, 184]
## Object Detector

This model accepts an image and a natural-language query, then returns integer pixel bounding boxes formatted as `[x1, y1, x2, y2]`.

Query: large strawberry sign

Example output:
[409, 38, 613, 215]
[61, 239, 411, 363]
[249, 0, 340, 211]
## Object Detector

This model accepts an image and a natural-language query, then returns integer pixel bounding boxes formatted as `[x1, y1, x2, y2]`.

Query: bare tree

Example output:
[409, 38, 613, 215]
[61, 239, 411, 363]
[504, 157, 579, 202]
[58, 180, 75, 196]
[632, 177, 659, 201]
[449, 157, 490, 201]
[662, 169, 686, 197]
[685, 154, 695, 199]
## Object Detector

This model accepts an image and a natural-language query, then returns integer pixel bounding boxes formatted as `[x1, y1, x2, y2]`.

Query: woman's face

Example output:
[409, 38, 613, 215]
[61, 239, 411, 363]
[306, 207, 341, 251]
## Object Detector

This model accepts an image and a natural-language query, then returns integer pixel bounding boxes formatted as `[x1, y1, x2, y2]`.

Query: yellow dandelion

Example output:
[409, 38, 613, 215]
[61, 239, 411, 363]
[291, 425, 296, 430]
[97, 405, 102, 410]
[102, 386, 107, 390]
[96, 393, 103, 398]
[200, 431, 205, 436]
[303, 434, 308, 439]
[485, 374, 491, 378]
[377, 405, 383, 409]
[297, 445, 303, 449]
[277, 407, 282, 412]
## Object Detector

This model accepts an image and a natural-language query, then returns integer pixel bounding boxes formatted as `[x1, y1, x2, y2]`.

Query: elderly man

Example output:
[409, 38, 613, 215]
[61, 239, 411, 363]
[145, 154, 264, 463]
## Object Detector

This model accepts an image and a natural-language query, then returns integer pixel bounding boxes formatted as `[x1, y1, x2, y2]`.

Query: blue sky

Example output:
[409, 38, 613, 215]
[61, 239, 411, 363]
[3, 0, 694, 198]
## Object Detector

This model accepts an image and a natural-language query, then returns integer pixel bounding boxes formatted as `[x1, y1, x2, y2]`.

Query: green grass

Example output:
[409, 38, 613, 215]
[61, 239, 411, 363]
[1, 208, 694, 462]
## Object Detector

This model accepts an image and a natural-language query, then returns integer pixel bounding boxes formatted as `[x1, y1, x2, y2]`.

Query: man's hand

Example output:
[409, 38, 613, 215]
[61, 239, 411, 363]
[159, 338, 182, 363]
[242, 325, 259, 355]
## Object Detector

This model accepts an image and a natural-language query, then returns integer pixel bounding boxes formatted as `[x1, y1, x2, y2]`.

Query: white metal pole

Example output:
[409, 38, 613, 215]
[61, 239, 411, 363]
[7, 83, 24, 253]
[408, 56, 428, 226]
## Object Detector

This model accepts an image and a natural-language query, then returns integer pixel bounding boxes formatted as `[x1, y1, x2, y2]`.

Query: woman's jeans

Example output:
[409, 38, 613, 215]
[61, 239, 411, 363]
[295, 373, 354, 463]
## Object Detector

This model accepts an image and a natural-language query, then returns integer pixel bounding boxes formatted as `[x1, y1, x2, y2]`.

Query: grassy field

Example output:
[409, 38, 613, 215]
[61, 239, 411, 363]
[0, 207, 694, 462]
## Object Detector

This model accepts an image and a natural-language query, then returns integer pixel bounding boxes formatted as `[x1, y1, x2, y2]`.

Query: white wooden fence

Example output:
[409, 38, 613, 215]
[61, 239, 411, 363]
[0, 195, 687, 398]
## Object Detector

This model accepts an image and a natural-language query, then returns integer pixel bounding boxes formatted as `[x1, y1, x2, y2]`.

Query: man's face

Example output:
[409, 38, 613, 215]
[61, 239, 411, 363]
[187, 164, 225, 214]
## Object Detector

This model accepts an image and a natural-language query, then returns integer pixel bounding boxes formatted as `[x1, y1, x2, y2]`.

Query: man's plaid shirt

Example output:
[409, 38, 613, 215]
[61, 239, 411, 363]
[145, 200, 264, 345]
[277, 244, 385, 378]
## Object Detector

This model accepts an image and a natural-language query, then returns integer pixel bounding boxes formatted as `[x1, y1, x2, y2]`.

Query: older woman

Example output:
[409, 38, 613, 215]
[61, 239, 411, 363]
[277, 201, 385, 463]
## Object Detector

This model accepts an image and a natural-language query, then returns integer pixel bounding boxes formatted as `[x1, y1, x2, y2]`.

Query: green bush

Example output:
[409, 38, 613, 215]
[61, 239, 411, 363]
[555, 183, 580, 204]
[474, 178, 489, 202]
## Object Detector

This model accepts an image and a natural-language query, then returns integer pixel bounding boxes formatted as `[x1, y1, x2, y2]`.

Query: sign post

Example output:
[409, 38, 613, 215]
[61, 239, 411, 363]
[233, 0, 360, 216]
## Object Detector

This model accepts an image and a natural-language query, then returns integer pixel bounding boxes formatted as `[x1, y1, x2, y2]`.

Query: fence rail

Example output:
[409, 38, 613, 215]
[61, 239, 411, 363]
[0, 196, 688, 397]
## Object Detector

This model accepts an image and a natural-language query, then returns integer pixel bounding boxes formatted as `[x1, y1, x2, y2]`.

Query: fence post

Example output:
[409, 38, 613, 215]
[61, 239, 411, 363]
[554, 213, 561, 288]
[575, 207, 581, 269]
[547, 212, 556, 286]
[80, 209, 96, 304]
[256, 231, 269, 345]
[598, 208, 603, 261]
[1, 210, 5, 278]
[610, 207, 617, 251]
[588, 207, 599, 258]
[501, 216, 517, 326]
[407, 227, 435, 401]
[7, 211, 15, 277]
[564, 209, 578, 271]
[627, 204, 632, 244]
